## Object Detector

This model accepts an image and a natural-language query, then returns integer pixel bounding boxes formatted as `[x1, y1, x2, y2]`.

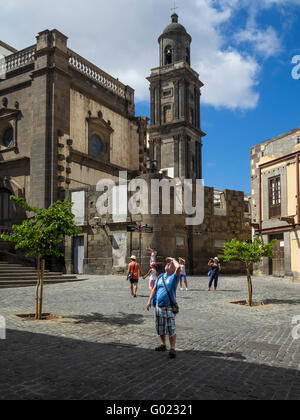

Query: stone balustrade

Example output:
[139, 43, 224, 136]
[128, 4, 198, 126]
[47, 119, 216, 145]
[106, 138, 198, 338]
[68, 49, 133, 101]
[0, 45, 135, 103]
[1, 46, 36, 75]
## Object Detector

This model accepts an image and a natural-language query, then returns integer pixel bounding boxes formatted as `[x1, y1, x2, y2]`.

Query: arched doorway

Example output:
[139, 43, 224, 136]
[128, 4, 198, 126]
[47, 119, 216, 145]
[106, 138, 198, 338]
[0, 188, 13, 227]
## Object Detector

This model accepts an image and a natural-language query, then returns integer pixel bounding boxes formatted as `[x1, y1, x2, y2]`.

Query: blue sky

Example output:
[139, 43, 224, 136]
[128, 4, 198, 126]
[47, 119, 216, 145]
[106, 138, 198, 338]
[136, 1, 300, 194]
[1, 0, 300, 194]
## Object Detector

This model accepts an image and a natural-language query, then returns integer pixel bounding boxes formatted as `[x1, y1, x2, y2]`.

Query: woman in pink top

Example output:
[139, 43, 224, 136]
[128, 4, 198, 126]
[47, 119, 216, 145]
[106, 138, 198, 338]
[143, 263, 158, 290]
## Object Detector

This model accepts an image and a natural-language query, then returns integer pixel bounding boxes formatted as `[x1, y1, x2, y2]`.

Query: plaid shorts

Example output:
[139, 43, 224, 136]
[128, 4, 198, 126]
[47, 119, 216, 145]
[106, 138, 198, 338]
[155, 306, 176, 337]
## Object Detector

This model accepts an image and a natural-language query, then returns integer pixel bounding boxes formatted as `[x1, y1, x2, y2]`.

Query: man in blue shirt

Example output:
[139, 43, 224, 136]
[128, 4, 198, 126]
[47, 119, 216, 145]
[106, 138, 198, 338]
[147, 257, 181, 359]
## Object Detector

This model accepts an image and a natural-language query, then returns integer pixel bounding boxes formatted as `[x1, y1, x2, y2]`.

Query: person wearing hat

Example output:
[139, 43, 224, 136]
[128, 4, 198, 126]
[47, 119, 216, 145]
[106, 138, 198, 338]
[127, 256, 144, 298]
[208, 257, 221, 292]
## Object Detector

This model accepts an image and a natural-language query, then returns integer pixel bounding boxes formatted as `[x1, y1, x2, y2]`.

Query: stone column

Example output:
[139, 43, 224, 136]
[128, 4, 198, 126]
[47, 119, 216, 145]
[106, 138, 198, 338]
[185, 136, 191, 179]
[150, 87, 155, 125]
[196, 141, 202, 179]
[185, 82, 190, 122]
[284, 231, 293, 278]
[174, 135, 180, 178]
[194, 87, 200, 129]
[155, 86, 161, 126]
[30, 29, 70, 209]
[178, 135, 187, 179]
[154, 138, 162, 171]
[179, 80, 185, 119]
[174, 80, 179, 120]
[149, 138, 155, 165]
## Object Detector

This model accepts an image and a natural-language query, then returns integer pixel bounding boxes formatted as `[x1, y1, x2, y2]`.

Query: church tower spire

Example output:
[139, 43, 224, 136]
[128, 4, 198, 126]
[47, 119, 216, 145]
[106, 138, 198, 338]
[147, 13, 206, 180]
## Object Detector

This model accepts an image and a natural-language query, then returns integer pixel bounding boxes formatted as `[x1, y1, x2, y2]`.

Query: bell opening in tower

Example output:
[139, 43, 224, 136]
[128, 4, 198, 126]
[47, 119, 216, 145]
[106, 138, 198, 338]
[186, 47, 190, 65]
[165, 46, 173, 65]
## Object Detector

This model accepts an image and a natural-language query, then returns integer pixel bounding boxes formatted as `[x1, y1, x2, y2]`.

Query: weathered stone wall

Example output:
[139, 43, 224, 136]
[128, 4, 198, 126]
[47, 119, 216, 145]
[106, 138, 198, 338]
[0, 28, 145, 271]
[69, 89, 140, 172]
[66, 178, 251, 276]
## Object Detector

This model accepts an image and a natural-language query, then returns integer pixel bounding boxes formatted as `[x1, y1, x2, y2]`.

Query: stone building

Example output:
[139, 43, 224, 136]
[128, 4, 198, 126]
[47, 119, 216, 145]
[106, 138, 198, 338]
[0, 15, 251, 275]
[251, 127, 300, 282]
[65, 15, 251, 276]
[0, 29, 147, 253]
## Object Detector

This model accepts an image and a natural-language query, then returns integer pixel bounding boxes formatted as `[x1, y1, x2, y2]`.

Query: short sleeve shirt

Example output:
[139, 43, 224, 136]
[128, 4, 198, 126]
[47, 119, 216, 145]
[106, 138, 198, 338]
[155, 273, 180, 308]
[128, 262, 140, 280]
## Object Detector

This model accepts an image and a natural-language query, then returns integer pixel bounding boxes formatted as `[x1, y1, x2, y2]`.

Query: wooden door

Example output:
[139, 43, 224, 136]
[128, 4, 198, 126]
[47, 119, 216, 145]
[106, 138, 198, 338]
[269, 234, 285, 276]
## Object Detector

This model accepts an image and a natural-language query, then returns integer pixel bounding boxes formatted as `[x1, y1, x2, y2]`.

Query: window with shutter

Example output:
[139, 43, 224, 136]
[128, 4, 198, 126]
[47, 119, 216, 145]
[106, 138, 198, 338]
[269, 176, 281, 219]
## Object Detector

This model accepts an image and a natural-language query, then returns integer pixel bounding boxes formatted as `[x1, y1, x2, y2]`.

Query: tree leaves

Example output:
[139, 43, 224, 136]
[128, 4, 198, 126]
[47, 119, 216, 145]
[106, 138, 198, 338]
[218, 238, 276, 307]
[0, 197, 82, 259]
[219, 238, 276, 264]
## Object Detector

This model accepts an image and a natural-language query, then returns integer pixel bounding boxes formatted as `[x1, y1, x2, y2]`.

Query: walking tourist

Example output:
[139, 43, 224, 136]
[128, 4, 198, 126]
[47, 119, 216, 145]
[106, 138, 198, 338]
[143, 262, 158, 291]
[147, 257, 181, 359]
[127, 256, 143, 298]
[208, 257, 221, 292]
[179, 257, 188, 291]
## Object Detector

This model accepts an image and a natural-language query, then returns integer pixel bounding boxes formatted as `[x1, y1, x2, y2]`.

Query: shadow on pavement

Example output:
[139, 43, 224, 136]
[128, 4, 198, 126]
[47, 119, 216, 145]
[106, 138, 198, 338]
[263, 299, 300, 306]
[0, 329, 299, 400]
[66, 312, 145, 326]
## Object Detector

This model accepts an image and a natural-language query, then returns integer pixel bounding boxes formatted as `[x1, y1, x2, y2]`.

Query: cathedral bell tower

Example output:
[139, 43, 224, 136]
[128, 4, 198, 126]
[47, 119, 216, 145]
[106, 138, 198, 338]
[147, 13, 205, 180]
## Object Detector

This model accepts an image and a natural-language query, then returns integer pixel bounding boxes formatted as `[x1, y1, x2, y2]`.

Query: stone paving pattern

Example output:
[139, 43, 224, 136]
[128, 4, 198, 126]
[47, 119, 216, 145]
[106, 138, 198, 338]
[0, 275, 299, 400]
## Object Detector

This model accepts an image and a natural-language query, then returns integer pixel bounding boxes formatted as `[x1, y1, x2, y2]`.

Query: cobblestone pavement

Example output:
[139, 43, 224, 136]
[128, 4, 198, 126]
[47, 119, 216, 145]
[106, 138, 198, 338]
[0, 275, 299, 400]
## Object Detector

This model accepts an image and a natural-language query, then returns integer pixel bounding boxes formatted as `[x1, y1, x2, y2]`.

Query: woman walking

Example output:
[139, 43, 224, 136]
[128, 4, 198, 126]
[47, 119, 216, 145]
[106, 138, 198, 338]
[143, 262, 158, 291]
[208, 257, 221, 292]
[127, 256, 143, 298]
[179, 257, 188, 291]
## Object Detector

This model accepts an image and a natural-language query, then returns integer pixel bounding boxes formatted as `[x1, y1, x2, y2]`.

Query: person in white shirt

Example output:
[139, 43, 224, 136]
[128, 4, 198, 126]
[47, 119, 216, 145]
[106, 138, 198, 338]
[147, 247, 157, 265]
[179, 257, 188, 291]
[143, 263, 158, 291]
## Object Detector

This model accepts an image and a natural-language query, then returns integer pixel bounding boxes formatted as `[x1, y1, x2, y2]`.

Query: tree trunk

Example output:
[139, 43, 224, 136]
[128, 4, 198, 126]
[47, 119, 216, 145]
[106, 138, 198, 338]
[38, 259, 46, 320]
[246, 263, 253, 307]
[35, 253, 41, 320]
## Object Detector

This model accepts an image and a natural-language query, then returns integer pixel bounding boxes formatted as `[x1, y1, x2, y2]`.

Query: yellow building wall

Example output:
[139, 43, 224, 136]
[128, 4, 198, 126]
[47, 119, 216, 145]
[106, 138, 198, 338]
[286, 163, 298, 218]
[290, 231, 300, 282]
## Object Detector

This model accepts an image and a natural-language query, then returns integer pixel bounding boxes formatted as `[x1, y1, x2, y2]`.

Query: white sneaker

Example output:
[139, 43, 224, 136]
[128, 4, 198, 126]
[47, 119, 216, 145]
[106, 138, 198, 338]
[185, 288, 188, 291]
[180, 288, 183, 291]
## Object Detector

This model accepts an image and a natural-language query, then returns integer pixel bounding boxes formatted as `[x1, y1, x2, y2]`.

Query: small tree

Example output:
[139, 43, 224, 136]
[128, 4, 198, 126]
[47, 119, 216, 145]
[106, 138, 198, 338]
[219, 238, 276, 306]
[1, 197, 82, 319]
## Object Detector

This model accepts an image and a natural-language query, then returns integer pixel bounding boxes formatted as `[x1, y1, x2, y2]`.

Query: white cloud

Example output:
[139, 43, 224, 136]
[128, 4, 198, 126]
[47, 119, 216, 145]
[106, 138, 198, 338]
[235, 27, 282, 58]
[197, 49, 260, 109]
[0, 0, 299, 111]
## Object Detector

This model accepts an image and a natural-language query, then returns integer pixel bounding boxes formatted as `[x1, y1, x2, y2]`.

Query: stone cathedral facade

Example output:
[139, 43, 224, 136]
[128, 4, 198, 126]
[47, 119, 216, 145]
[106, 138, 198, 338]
[0, 15, 251, 275]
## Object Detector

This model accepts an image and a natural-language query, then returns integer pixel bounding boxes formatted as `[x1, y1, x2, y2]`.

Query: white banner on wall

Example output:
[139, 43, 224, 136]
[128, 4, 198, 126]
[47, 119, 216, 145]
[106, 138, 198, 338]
[71, 191, 85, 226]
[112, 233, 127, 267]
